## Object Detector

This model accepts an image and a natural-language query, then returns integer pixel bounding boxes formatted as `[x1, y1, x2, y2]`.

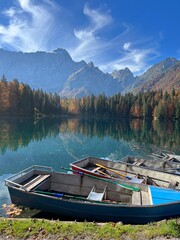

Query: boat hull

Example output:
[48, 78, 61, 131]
[8, 186, 180, 224]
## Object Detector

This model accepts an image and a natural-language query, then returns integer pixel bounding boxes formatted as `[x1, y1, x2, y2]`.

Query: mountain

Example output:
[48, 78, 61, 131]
[0, 48, 86, 92]
[133, 61, 180, 93]
[111, 67, 135, 89]
[124, 58, 179, 93]
[0, 49, 179, 97]
[60, 62, 123, 97]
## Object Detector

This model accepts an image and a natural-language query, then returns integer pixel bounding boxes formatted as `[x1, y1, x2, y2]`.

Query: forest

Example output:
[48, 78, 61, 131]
[0, 77, 180, 119]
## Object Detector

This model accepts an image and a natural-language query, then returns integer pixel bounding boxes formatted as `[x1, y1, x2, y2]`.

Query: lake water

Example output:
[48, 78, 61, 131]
[0, 117, 180, 216]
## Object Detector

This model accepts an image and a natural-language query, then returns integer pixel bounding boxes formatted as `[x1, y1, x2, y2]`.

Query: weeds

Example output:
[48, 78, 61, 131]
[0, 218, 179, 239]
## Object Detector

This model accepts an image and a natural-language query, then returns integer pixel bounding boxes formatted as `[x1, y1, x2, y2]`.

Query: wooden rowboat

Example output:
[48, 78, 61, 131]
[150, 150, 180, 163]
[120, 155, 180, 174]
[70, 156, 180, 190]
[5, 165, 180, 224]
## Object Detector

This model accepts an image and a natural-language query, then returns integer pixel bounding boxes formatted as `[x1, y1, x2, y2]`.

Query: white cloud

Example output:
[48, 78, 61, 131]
[0, 0, 57, 52]
[0, 1, 159, 75]
[70, 5, 113, 61]
[123, 42, 131, 51]
[70, 6, 159, 75]
[100, 45, 159, 75]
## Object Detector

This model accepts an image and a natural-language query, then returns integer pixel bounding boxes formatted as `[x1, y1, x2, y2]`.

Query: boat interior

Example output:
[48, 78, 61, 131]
[150, 151, 180, 163]
[71, 157, 180, 190]
[6, 166, 153, 206]
[121, 155, 180, 170]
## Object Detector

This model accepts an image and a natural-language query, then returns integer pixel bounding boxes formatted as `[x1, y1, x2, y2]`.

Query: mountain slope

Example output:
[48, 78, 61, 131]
[134, 62, 180, 93]
[60, 62, 123, 97]
[124, 58, 179, 93]
[0, 49, 179, 97]
[0, 48, 86, 92]
[111, 67, 135, 88]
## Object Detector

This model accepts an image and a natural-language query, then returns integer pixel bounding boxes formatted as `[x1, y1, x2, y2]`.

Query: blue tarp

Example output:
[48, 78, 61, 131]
[149, 186, 180, 205]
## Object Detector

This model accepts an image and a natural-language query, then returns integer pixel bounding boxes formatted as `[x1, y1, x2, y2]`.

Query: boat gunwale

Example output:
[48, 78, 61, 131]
[70, 156, 180, 178]
[5, 170, 180, 208]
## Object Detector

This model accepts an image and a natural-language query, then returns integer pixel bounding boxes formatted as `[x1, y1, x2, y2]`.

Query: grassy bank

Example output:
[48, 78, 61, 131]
[0, 218, 179, 240]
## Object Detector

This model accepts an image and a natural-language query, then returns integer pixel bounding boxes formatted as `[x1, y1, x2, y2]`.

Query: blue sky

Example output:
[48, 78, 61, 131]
[0, 0, 179, 75]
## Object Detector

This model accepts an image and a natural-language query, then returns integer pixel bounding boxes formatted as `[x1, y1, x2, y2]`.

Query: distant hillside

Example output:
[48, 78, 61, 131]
[133, 62, 180, 93]
[123, 58, 179, 93]
[0, 49, 179, 97]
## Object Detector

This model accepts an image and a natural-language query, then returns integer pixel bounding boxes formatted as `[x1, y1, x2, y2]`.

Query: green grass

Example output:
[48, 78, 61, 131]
[0, 218, 179, 239]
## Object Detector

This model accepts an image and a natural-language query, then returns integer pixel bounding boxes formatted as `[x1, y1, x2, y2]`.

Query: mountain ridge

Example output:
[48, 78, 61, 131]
[123, 57, 179, 94]
[0, 48, 179, 97]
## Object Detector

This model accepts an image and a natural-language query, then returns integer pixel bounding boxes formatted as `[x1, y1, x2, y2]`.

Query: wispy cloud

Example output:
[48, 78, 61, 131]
[70, 5, 159, 75]
[100, 42, 159, 74]
[70, 4, 113, 61]
[123, 42, 131, 51]
[0, 0, 57, 52]
[0, 1, 159, 74]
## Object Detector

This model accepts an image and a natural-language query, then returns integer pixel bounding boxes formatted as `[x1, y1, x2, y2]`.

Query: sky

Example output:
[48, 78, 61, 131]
[0, 0, 179, 75]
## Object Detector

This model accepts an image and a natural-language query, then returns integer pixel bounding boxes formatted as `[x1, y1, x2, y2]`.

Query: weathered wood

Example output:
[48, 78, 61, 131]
[132, 191, 141, 205]
[25, 175, 50, 191]
[141, 191, 150, 205]
[6, 165, 180, 224]
[92, 167, 101, 172]
[71, 156, 180, 190]
[133, 158, 144, 166]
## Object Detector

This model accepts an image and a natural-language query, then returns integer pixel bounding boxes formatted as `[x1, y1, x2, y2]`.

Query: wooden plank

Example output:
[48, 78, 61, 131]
[95, 163, 126, 178]
[133, 158, 144, 166]
[92, 167, 101, 172]
[96, 169, 111, 177]
[141, 191, 150, 205]
[24, 175, 43, 187]
[132, 191, 141, 205]
[25, 175, 50, 192]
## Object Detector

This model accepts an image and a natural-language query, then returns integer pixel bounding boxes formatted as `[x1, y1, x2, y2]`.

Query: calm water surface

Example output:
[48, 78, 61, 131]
[0, 117, 180, 216]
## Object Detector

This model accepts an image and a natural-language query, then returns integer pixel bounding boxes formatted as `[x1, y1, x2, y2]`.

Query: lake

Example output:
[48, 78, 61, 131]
[0, 117, 180, 216]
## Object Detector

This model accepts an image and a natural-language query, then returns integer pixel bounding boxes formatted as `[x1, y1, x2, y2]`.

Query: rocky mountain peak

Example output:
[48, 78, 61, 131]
[87, 61, 94, 68]
[53, 48, 72, 60]
[0, 48, 179, 97]
[112, 67, 133, 79]
[111, 67, 135, 88]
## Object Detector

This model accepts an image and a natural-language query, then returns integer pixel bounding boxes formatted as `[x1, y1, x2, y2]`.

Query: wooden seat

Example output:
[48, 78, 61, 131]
[23, 174, 50, 192]
[132, 191, 141, 205]
[87, 185, 107, 201]
[133, 158, 144, 166]
[141, 191, 150, 205]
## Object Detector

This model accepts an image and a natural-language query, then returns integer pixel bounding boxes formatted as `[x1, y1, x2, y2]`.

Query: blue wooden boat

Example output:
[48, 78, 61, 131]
[5, 165, 180, 224]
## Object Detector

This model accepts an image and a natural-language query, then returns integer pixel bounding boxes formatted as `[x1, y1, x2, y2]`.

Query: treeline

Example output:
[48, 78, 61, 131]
[0, 76, 61, 116]
[0, 77, 180, 119]
[61, 89, 180, 119]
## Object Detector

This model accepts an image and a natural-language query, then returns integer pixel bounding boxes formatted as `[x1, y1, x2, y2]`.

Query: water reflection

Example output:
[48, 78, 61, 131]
[0, 117, 180, 155]
[0, 117, 180, 216]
